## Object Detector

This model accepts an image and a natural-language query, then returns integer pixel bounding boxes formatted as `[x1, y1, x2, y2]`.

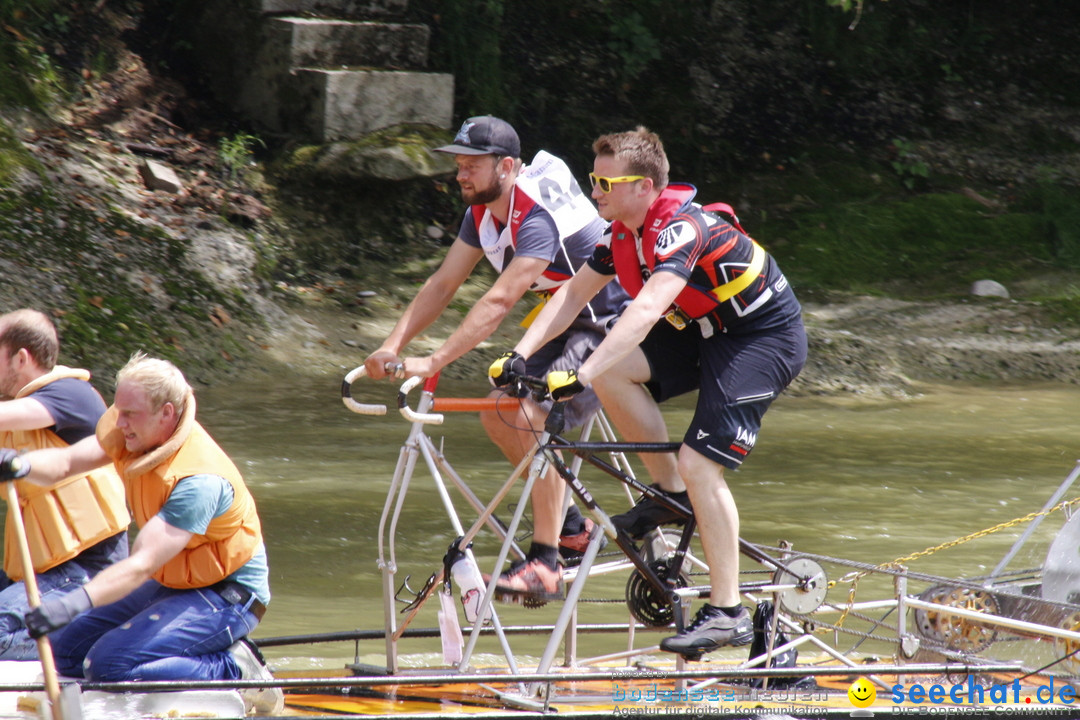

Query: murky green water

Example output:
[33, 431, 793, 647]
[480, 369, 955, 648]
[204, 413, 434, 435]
[191, 375, 1080, 672]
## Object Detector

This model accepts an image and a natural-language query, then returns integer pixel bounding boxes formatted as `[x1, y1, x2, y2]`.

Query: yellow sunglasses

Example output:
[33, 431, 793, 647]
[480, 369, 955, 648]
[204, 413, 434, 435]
[588, 173, 645, 193]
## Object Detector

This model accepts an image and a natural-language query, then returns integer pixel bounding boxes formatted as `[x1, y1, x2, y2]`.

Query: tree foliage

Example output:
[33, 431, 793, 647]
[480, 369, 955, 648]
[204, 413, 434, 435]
[413, 0, 1080, 184]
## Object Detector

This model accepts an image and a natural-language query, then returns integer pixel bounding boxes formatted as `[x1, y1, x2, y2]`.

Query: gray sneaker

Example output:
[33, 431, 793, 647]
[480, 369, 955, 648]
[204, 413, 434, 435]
[660, 604, 754, 658]
[229, 638, 285, 715]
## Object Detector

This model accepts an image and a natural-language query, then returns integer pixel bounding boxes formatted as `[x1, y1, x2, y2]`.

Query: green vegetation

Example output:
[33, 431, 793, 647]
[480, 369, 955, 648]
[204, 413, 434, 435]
[218, 132, 264, 182]
[433, 0, 508, 114]
[1, 1, 80, 109]
[0, 122, 38, 184]
[0, 178, 256, 374]
[889, 139, 930, 191]
[689, 146, 1077, 327]
[774, 194, 1043, 291]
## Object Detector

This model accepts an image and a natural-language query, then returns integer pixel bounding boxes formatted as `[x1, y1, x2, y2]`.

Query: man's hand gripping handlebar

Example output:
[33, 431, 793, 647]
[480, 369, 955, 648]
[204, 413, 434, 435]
[488, 361, 574, 436]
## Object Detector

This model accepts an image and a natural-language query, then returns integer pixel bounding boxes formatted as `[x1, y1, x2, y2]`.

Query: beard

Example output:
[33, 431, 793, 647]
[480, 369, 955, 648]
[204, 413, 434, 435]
[461, 177, 502, 206]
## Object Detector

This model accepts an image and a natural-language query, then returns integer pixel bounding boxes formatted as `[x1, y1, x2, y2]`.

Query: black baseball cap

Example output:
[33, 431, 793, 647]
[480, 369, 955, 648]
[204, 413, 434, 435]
[435, 116, 520, 157]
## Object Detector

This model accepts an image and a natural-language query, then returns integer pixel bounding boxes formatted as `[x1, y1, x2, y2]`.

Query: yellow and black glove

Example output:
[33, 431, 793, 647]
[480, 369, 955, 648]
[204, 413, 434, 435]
[488, 351, 526, 388]
[546, 369, 585, 402]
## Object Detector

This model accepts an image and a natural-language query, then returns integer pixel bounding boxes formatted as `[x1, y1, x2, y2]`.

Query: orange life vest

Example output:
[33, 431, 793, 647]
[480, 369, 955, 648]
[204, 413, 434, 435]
[1, 367, 130, 581]
[96, 407, 262, 589]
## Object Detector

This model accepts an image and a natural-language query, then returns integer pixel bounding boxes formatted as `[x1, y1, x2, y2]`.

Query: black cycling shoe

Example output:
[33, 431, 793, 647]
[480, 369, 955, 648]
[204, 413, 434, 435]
[611, 484, 691, 540]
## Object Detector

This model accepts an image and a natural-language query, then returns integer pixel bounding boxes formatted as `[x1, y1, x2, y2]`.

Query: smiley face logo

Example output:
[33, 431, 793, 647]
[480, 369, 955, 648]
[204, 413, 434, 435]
[848, 677, 876, 708]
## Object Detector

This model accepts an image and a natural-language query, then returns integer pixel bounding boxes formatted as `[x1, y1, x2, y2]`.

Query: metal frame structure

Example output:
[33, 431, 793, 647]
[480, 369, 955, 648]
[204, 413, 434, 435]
[341, 368, 1080, 708]
[341, 368, 825, 690]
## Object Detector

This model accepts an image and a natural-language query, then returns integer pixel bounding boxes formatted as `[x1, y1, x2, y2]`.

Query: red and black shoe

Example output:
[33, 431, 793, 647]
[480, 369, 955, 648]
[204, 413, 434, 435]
[492, 558, 565, 606]
[558, 517, 608, 565]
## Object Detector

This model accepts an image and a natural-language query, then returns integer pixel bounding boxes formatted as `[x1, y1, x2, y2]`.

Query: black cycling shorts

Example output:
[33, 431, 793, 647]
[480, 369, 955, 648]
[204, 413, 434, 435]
[639, 318, 807, 468]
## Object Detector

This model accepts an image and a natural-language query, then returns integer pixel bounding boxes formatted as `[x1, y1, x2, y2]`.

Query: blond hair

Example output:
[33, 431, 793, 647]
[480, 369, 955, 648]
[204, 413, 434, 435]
[592, 126, 669, 190]
[116, 351, 190, 416]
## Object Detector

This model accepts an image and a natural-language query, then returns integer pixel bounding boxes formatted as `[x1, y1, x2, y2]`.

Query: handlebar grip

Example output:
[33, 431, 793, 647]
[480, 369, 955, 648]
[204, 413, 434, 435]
[397, 376, 444, 425]
[341, 366, 388, 416]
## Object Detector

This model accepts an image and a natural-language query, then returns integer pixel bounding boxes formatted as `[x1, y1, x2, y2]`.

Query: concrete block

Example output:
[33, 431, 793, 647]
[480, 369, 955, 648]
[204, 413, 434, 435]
[286, 69, 454, 141]
[138, 159, 183, 193]
[269, 17, 430, 69]
[257, 0, 407, 17]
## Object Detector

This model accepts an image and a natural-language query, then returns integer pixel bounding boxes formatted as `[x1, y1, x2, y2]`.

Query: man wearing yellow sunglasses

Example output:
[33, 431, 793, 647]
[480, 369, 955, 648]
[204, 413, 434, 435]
[364, 116, 629, 603]
[495, 127, 806, 655]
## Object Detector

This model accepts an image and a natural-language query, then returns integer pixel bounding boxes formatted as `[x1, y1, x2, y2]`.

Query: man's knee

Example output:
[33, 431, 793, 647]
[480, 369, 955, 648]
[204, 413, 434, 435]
[592, 352, 652, 399]
[52, 640, 91, 678]
[478, 407, 501, 434]
[591, 369, 640, 406]
[0, 612, 26, 659]
[80, 638, 136, 681]
[481, 404, 532, 440]
[678, 446, 726, 487]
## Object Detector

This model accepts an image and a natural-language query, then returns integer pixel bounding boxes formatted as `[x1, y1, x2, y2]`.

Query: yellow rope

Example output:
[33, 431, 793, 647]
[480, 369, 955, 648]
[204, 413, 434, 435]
[827, 495, 1080, 632]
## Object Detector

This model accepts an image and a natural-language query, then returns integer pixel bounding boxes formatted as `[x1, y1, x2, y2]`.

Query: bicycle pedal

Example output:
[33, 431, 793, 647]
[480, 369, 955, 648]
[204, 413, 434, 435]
[494, 588, 550, 609]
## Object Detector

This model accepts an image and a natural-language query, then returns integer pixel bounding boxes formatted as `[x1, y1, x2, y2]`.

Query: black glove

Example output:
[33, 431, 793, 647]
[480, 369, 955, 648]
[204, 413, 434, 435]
[0, 449, 29, 481]
[25, 587, 92, 639]
[488, 351, 526, 388]
[547, 369, 585, 402]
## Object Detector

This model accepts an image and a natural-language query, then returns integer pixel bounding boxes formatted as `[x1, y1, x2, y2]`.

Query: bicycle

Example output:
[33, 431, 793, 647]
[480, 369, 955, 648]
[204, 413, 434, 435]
[342, 365, 637, 679]
[490, 373, 829, 661]
[343, 366, 829, 694]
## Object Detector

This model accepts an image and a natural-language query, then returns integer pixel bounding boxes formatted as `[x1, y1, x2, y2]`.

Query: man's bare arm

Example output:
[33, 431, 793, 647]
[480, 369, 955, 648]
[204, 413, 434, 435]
[17, 434, 111, 487]
[577, 271, 686, 385]
[364, 239, 485, 379]
[515, 265, 613, 359]
[404, 254, 550, 377]
[82, 515, 192, 607]
[0, 396, 55, 432]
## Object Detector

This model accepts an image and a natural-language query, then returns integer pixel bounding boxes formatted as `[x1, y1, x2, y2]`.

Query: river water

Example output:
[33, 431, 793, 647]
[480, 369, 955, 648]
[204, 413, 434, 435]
[194, 374, 1079, 672]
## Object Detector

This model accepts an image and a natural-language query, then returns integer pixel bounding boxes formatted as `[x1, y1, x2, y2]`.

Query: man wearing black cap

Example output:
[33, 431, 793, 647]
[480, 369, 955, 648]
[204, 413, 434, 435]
[364, 116, 628, 603]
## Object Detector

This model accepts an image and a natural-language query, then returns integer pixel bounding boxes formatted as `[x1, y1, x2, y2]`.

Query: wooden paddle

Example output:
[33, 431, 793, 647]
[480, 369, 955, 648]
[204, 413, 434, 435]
[5, 475, 66, 720]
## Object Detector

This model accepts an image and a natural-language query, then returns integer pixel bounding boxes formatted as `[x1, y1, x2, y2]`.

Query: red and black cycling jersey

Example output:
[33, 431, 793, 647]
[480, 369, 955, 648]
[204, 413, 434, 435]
[588, 184, 801, 335]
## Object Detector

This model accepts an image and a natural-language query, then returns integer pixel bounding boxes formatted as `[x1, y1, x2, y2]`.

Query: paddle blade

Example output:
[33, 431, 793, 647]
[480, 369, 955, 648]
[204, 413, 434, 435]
[58, 683, 85, 720]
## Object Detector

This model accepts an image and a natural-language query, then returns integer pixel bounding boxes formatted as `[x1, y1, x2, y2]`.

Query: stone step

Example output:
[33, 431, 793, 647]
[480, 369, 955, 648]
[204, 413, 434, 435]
[267, 17, 429, 69]
[284, 69, 453, 142]
[257, 0, 406, 18]
[192, 0, 453, 143]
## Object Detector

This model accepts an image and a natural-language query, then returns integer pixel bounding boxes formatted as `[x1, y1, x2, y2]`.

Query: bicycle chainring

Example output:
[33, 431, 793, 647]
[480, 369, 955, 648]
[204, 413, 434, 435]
[913, 584, 999, 653]
[625, 558, 689, 627]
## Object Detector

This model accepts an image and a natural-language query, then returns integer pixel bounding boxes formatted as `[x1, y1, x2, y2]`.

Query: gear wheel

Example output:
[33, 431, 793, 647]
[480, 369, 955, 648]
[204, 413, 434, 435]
[1053, 609, 1080, 673]
[773, 557, 828, 615]
[914, 585, 998, 653]
[625, 558, 689, 627]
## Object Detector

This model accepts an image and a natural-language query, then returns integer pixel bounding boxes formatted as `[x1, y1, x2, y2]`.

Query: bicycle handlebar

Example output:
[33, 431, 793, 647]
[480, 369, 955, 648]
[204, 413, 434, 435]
[506, 372, 550, 402]
[344, 366, 555, 424]
[397, 376, 444, 425]
[341, 365, 388, 416]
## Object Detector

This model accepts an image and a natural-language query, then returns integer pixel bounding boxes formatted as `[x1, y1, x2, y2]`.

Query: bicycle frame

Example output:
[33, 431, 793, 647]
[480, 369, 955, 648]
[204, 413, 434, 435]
[343, 367, 824, 692]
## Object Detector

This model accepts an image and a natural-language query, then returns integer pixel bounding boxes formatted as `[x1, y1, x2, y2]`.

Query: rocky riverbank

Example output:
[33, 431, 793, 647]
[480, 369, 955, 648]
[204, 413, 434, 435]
[264, 281, 1080, 401]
